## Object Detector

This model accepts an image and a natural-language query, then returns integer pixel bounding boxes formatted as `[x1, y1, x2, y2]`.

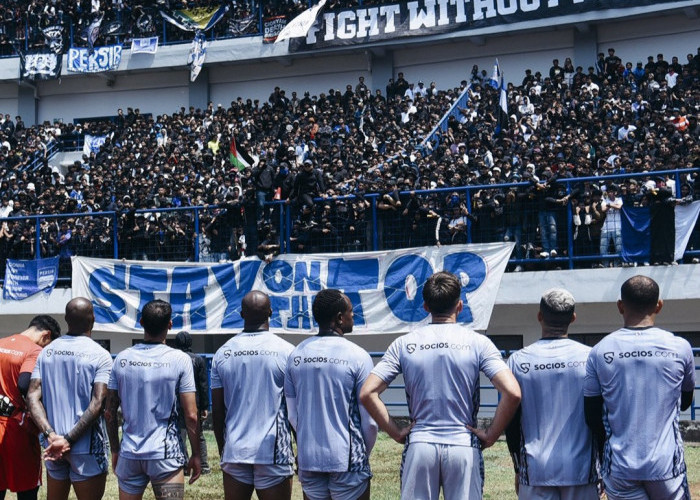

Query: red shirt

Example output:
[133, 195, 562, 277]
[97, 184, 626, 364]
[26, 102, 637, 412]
[0, 334, 42, 421]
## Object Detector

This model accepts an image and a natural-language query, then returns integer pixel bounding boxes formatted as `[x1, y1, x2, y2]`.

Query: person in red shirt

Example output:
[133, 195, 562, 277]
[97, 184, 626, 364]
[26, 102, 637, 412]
[0, 315, 61, 500]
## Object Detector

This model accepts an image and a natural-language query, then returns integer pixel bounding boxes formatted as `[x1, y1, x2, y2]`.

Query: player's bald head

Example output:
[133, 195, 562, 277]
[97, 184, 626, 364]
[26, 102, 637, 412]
[65, 297, 95, 334]
[620, 275, 659, 314]
[241, 291, 272, 325]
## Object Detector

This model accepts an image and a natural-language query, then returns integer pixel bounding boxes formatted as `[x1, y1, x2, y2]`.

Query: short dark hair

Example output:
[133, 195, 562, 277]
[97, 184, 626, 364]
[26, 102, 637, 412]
[620, 276, 659, 313]
[423, 271, 461, 315]
[141, 300, 172, 336]
[312, 289, 348, 327]
[29, 315, 61, 340]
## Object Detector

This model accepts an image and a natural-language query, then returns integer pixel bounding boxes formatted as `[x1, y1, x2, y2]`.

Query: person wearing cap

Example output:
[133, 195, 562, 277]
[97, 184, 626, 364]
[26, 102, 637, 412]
[173, 331, 211, 475]
[288, 159, 325, 212]
[598, 184, 623, 265]
[506, 289, 598, 499]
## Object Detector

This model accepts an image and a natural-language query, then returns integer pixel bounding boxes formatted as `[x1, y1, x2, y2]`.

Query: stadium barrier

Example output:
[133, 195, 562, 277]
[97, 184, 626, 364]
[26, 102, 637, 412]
[1, 168, 698, 283]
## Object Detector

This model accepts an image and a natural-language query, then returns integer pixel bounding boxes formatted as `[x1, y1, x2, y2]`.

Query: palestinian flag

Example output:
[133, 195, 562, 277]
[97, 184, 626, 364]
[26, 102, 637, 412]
[229, 136, 253, 171]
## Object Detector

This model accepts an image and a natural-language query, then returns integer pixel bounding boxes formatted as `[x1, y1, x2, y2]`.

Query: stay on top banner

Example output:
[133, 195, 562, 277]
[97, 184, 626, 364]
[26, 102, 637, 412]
[72, 243, 513, 334]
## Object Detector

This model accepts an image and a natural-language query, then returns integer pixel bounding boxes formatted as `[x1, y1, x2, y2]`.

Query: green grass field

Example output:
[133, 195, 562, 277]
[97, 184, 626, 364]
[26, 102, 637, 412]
[21, 432, 700, 499]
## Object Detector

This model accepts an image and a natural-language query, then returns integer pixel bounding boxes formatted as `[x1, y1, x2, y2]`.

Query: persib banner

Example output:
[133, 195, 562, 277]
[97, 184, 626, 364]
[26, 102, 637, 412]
[67, 45, 122, 73]
[72, 243, 513, 334]
[3, 257, 59, 301]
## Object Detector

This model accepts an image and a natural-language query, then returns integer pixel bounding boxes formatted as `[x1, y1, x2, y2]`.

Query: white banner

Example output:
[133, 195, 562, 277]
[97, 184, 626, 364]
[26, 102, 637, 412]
[67, 45, 122, 73]
[674, 200, 700, 261]
[72, 243, 513, 334]
[131, 36, 159, 54]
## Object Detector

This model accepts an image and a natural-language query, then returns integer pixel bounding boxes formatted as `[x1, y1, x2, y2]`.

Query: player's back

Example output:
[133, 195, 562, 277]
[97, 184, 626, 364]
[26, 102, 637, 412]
[0, 334, 41, 414]
[33, 335, 112, 454]
[509, 338, 596, 486]
[374, 323, 506, 447]
[211, 331, 294, 465]
[585, 327, 694, 480]
[109, 343, 194, 460]
[285, 335, 372, 473]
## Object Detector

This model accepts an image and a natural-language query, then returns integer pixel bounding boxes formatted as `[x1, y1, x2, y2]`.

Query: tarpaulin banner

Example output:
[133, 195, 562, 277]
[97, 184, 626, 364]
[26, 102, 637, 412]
[67, 45, 122, 73]
[289, 0, 682, 51]
[19, 51, 61, 80]
[72, 243, 513, 334]
[3, 257, 59, 301]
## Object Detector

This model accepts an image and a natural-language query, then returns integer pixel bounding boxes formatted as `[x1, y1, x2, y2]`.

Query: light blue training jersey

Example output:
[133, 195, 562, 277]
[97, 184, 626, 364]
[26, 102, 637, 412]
[210, 331, 295, 465]
[583, 327, 695, 481]
[372, 323, 508, 447]
[108, 343, 195, 461]
[31, 334, 113, 456]
[508, 338, 598, 486]
[284, 334, 375, 473]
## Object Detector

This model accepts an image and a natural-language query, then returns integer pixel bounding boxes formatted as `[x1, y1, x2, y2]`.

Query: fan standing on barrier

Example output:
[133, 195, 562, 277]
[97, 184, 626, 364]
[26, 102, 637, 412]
[211, 291, 295, 500]
[105, 300, 202, 500]
[27, 298, 113, 500]
[0, 315, 61, 500]
[505, 289, 599, 500]
[584, 276, 695, 500]
[360, 271, 521, 500]
[285, 289, 377, 500]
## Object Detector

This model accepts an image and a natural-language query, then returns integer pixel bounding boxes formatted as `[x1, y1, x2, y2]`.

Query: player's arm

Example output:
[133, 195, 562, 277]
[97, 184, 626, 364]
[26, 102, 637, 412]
[584, 396, 605, 463]
[64, 382, 108, 446]
[180, 391, 202, 484]
[27, 378, 50, 434]
[681, 391, 694, 412]
[211, 388, 225, 456]
[504, 405, 522, 471]
[105, 389, 121, 469]
[195, 357, 209, 418]
[468, 369, 521, 449]
[356, 358, 379, 453]
[360, 374, 410, 444]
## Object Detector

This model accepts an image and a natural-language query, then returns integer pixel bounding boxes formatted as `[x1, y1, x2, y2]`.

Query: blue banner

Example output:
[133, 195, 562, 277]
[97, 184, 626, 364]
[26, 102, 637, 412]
[67, 45, 122, 73]
[3, 257, 60, 301]
[620, 206, 651, 263]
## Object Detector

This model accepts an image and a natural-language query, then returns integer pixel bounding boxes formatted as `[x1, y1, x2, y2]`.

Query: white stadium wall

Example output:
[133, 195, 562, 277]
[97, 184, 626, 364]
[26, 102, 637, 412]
[0, 82, 18, 118]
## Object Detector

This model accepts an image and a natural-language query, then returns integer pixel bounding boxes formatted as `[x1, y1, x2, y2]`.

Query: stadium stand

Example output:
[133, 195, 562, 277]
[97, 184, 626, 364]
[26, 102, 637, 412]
[0, 34, 698, 279]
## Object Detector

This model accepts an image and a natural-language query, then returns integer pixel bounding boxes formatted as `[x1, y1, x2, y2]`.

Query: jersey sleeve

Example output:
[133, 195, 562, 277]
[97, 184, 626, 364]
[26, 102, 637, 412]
[94, 350, 113, 385]
[30, 351, 43, 380]
[210, 354, 223, 390]
[583, 349, 602, 397]
[178, 354, 196, 393]
[371, 338, 402, 384]
[680, 340, 696, 392]
[20, 346, 41, 376]
[479, 336, 508, 380]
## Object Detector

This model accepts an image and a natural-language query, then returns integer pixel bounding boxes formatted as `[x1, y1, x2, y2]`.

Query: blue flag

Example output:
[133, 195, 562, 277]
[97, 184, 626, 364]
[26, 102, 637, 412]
[620, 206, 651, 263]
[3, 257, 60, 301]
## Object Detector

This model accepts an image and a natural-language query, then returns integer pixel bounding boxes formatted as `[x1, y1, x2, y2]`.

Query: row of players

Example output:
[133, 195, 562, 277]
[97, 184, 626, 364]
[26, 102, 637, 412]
[0, 273, 694, 500]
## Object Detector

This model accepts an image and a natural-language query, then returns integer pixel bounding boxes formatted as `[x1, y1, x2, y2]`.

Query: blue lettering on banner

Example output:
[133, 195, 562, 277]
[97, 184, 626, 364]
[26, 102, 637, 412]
[294, 261, 322, 292]
[262, 260, 293, 293]
[67, 45, 122, 73]
[211, 261, 263, 328]
[287, 295, 312, 329]
[128, 266, 168, 327]
[384, 255, 433, 322]
[327, 258, 379, 326]
[443, 252, 487, 323]
[269, 295, 291, 329]
[88, 264, 127, 323]
[171, 267, 209, 330]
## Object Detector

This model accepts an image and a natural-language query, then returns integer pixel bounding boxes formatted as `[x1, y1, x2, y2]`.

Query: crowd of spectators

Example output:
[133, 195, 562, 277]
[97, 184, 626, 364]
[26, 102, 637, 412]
[0, 45, 699, 277]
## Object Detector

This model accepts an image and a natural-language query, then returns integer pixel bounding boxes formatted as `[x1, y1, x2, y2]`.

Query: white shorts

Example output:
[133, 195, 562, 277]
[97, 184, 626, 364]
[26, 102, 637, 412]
[400, 442, 482, 500]
[604, 474, 690, 500]
[518, 483, 599, 500]
[298, 469, 371, 500]
[115, 457, 183, 495]
[221, 462, 292, 490]
[45, 453, 108, 482]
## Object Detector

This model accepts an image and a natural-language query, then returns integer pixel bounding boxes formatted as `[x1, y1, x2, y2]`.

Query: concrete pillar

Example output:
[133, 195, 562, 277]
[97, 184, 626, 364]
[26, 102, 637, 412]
[189, 68, 210, 111]
[17, 83, 37, 127]
[573, 24, 599, 72]
[369, 50, 394, 95]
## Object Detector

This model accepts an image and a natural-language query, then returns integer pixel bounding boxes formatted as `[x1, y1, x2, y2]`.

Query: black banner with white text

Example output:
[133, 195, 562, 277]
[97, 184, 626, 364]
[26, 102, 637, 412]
[289, 0, 681, 51]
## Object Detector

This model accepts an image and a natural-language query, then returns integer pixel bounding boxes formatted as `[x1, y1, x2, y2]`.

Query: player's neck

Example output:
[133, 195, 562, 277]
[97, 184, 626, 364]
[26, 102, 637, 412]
[430, 314, 457, 324]
[66, 331, 90, 337]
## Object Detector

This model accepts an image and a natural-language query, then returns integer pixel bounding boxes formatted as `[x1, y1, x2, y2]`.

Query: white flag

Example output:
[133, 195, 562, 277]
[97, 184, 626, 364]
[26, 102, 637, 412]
[674, 200, 700, 261]
[275, 0, 326, 43]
